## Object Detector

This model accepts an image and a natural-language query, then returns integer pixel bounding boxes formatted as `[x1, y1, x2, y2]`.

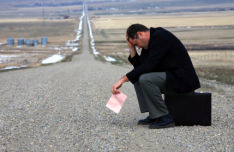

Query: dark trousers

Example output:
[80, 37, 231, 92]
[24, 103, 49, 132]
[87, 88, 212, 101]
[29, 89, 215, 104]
[134, 72, 169, 119]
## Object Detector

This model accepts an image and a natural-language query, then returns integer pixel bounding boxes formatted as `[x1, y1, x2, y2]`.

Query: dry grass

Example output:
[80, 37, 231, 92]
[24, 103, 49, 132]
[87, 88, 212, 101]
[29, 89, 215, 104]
[0, 19, 76, 42]
[91, 11, 234, 29]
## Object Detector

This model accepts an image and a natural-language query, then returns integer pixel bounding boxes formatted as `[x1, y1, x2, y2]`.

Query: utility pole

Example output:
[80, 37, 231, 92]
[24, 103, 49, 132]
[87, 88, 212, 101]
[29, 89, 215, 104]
[41, 0, 45, 29]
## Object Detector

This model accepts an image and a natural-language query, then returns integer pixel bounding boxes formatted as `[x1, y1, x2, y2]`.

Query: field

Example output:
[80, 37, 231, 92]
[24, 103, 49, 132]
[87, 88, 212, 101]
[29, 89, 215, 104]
[0, 19, 81, 69]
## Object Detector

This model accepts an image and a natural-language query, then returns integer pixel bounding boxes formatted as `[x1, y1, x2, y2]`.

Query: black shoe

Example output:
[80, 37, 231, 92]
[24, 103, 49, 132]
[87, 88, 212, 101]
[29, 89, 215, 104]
[149, 114, 175, 129]
[138, 116, 159, 125]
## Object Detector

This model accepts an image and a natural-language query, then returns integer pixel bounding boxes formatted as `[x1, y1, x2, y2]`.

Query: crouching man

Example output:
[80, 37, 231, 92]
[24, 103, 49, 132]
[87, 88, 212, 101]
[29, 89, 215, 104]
[111, 24, 200, 129]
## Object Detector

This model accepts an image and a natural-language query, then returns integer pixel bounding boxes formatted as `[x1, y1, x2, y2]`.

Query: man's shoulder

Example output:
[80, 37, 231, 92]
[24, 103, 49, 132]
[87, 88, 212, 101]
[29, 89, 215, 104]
[150, 27, 172, 40]
[149, 27, 182, 48]
[150, 27, 167, 32]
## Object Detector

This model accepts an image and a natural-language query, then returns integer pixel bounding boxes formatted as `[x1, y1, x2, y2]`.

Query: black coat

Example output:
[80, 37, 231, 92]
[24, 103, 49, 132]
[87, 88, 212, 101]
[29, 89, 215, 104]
[126, 27, 200, 93]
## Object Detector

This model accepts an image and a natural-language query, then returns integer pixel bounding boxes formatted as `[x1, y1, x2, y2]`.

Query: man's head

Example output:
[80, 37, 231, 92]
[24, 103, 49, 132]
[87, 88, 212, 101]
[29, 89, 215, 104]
[126, 24, 150, 49]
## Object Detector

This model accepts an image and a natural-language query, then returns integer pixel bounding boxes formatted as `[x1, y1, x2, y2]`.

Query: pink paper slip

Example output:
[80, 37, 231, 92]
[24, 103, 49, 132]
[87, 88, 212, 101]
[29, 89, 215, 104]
[106, 91, 127, 114]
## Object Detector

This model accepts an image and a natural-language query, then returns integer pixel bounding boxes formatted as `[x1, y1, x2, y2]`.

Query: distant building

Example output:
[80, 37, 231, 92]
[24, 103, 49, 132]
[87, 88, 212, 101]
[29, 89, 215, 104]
[64, 15, 70, 19]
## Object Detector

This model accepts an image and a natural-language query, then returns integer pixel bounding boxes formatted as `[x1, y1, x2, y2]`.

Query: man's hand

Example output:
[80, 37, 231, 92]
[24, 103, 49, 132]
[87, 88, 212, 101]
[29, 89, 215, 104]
[126, 35, 137, 58]
[111, 75, 129, 94]
[111, 80, 122, 94]
[126, 35, 135, 49]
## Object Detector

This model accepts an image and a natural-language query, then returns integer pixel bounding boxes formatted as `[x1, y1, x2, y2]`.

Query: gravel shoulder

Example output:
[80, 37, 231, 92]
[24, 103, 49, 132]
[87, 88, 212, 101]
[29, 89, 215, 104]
[0, 17, 233, 151]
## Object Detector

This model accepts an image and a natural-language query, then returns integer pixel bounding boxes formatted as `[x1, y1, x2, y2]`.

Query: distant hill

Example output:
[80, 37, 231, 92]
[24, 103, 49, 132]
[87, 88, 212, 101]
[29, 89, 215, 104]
[0, 0, 234, 8]
[0, 0, 234, 16]
[196, 0, 234, 3]
[0, 0, 83, 8]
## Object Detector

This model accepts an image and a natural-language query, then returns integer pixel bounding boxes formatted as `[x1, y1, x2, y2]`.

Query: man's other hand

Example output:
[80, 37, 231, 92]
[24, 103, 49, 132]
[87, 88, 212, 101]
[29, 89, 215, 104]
[111, 75, 129, 94]
[111, 80, 122, 94]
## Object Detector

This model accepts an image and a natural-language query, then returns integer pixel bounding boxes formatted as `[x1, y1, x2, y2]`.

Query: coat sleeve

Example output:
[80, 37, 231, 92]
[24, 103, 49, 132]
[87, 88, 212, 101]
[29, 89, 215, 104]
[126, 31, 172, 83]
[128, 53, 141, 67]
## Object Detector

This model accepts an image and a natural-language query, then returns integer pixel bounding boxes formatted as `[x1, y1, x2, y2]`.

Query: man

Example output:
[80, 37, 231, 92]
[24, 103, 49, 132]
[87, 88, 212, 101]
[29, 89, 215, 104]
[111, 24, 200, 129]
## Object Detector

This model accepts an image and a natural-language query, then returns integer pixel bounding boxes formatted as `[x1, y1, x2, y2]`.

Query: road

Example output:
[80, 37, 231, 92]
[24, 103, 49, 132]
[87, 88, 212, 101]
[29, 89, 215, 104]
[0, 16, 233, 151]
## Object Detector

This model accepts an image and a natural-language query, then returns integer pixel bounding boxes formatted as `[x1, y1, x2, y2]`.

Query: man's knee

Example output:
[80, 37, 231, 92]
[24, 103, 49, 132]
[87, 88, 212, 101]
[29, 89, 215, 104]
[138, 74, 151, 85]
[138, 72, 166, 87]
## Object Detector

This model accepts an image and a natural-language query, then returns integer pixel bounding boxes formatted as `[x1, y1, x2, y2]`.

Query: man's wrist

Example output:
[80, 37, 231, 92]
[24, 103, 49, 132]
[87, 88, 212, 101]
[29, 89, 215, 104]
[120, 75, 129, 83]
[129, 47, 136, 53]
[129, 48, 136, 58]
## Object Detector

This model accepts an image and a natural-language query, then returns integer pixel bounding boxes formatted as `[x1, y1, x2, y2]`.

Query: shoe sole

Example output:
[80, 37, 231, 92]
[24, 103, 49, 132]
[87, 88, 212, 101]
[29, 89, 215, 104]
[149, 122, 175, 129]
[137, 122, 151, 125]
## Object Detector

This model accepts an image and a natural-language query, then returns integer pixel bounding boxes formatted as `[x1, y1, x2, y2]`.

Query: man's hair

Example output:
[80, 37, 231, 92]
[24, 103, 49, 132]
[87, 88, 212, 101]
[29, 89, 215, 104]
[126, 24, 149, 39]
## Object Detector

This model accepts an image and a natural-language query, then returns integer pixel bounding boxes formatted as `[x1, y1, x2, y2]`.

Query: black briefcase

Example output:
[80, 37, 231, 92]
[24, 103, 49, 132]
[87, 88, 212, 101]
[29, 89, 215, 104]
[165, 92, 211, 126]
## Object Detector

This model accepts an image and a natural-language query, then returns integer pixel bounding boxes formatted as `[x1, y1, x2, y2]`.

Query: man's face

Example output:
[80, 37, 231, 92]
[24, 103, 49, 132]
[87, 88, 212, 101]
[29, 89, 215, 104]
[129, 32, 149, 50]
